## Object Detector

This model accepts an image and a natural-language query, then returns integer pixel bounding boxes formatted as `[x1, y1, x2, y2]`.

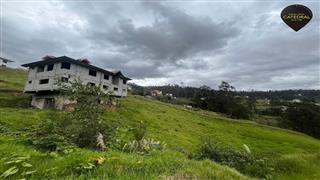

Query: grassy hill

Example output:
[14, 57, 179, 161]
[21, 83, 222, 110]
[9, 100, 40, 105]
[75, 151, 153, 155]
[0, 67, 27, 91]
[0, 67, 320, 179]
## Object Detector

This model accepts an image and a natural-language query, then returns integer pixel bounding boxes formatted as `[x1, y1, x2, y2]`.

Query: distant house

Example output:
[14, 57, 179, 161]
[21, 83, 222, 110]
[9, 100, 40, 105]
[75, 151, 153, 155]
[151, 90, 162, 97]
[0, 57, 14, 67]
[290, 99, 302, 103]
[21, 56, 131, 109]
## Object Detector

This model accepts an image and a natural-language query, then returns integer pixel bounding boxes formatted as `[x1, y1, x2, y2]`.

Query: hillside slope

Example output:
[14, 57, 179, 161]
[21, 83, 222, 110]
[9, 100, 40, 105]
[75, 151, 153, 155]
[0, 67, 320, 179]
[111, 96, 320, 154]
[0, 67, 27, 91]
[108, 96, 320, 179]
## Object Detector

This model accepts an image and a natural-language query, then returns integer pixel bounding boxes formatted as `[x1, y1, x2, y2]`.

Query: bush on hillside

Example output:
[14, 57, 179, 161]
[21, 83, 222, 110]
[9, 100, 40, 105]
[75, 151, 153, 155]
[58, 79, 114, 149]
[29, 115, 119, 152]
[29, 79, 119, 151]
[28, 118, 69, 151]
[194, 139, 276, 178]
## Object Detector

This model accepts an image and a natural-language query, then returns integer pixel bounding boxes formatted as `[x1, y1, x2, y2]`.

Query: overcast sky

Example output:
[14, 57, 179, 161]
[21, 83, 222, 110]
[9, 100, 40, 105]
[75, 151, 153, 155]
[1, 1, 319, 90]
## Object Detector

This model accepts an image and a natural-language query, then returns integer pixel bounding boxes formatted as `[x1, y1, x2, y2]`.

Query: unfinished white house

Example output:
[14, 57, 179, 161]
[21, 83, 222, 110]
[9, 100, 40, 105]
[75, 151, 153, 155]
[22, 56, 131, 109]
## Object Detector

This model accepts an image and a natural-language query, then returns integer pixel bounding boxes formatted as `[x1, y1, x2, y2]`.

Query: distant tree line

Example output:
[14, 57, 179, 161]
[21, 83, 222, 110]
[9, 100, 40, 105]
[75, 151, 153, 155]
[237, 90, 319, 103]
[130, 83, 319, 103]
[129, 82, 320, 139]
[191, 82, 255, 119]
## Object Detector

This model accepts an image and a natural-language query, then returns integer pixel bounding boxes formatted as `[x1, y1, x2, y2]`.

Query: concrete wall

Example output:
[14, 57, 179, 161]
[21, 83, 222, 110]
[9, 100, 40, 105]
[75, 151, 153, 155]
[31, 96, 45, 109]
[113, 77, 128, 96]
[31, 94, 75, 110]
[24, 62, 128, 96]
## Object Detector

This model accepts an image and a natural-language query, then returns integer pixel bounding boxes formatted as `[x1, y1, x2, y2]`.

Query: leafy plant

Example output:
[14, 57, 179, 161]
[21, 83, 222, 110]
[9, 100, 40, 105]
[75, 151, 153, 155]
[122, 121, 166, 154]
[1, 154, 36, 179]
[1, 166, 19, 178]
[75, 162, 96, 172]
[28, 118, 69, 151]
[73, 157, 106, 174]
[123, 138, 166, 154]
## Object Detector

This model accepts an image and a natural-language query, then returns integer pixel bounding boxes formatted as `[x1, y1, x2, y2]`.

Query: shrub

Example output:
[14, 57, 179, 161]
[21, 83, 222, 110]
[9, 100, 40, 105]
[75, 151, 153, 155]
[195, 140, 252, 167]
[28, 79, 120, 151]
[28, 118, 69, 151]
[57, 79, 114, 149]
[194, 139, 276, 178]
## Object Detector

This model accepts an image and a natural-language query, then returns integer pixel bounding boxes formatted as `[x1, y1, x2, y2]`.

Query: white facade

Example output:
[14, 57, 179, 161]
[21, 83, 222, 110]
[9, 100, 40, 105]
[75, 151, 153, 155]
[24, 61, 129, 96]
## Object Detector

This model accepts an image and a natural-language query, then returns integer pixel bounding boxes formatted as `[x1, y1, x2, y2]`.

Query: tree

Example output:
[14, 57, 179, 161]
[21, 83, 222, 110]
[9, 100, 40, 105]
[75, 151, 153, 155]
[219, 81, 235, 92]
[214, 81, 251, 119]
[282, 103, 320, 139]
[58, 78, 112, 149]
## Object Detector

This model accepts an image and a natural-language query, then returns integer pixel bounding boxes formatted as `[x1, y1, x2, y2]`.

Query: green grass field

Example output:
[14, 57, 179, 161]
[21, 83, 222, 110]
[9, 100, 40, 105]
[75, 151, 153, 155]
[0, 67, 320, 179]
[0, 67, 27, 91]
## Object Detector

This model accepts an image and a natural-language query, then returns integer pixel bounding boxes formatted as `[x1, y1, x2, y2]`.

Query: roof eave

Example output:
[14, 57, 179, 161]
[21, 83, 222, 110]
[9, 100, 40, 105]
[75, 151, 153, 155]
[21, 56, 132, 80]
[115, 71, 131, 80]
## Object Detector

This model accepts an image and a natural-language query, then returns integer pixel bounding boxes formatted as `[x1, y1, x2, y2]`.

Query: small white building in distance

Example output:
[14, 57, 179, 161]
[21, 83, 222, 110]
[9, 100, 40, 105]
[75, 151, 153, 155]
[22, 56, 131, 109]
[0, 57, 14, 67]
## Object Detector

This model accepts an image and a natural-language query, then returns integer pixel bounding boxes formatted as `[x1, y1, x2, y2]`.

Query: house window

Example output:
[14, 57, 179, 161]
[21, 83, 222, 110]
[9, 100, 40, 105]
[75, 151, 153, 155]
[89, 70, 97, 76]
[37, 66, 45, 72]
[104, 74, 109, 80]
[123, 80, 127, 84]
[88, 82, 95, 86]
[28, 80, 32, 84]
[103, 85, 108, 90]
[61, 62, 71, 69]
[61, 77, 68, 83]
[114, 87, 118, 91]
[47, 64, 54, 71]
[39, 79, 49, 84]
[112, 78, 118, 85]
[123, 89, 126, 92]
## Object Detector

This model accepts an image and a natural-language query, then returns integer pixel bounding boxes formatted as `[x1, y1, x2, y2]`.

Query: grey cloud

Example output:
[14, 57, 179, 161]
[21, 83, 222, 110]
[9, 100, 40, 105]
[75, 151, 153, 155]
[72, 2, 239, 78]
[1, 1, 319, 90]
[104, 3, 238, 63]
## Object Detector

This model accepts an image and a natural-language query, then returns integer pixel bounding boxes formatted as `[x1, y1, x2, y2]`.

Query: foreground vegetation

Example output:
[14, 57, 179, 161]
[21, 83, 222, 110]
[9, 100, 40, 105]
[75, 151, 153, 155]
[1, 67, 320, 179]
